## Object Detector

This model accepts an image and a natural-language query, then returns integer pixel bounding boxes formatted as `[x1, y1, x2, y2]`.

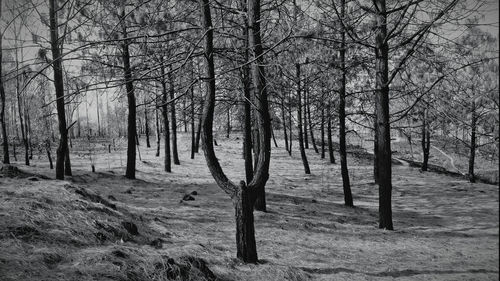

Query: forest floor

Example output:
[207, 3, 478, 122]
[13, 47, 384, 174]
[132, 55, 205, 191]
[0, 133, 498, 281]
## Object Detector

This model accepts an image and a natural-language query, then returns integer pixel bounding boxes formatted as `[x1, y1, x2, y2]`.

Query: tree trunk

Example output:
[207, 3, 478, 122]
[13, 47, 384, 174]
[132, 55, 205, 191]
[161, 59, 171, 173]
[304, 88, 309, 150]
[64, 147, 72, 176]
[235, 182, 257, 262]
[49, 0, 69, 179]
[145, 98, 151, 148]
[121, 9, 137, 179]
[468, 100, 476, 183]
[46, 140, 53, 169]
[320, 101, 325, 159]
[373, 117, 379, 184]
[327, 103, 335, 164]
[421, 108, 430, 171]
[296, 63, 310, 174]
[240, 2, 254, 185]
[155, 98, 161, 157]
[0, 1, 9, 164]
[199, 0, 261, 263]
[288, 90, 293, 155]
[17, 69, 28, 166]
[306, 86, 318, 153]
[374, 0, 393, 230]
[226, 106, 231, 138]
[190, 78, 196, 160]
[281, 93, 289, 154]
[168, 67, 180, 165]
[339, 0, 353, 207]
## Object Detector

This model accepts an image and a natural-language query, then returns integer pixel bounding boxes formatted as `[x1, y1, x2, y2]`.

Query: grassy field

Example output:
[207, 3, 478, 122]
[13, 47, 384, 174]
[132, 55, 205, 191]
[0, 133, 498, 280]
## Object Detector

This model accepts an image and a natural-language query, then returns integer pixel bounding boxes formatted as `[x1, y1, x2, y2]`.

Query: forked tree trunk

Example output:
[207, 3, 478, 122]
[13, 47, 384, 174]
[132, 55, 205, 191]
[374, 0, 393, 230]
[49, 0, 69, 179]
[339, 0, 353, 207]
[199, 0, 271, 263]
[296, 63, 310, 174]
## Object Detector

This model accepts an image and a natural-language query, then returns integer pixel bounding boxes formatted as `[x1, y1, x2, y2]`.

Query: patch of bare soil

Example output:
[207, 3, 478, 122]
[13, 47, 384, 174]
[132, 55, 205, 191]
[0, 133, 498, 280]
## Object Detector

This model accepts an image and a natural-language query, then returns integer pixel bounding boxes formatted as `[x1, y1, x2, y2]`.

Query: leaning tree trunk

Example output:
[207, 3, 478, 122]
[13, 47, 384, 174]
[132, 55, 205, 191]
[468, 100, 476, 183]
[168, 67, 180, 165]
[339, 0, 354, 207]
[199, 0, 271, 263]
[296, 63, 310, 174]
[49, 0, 69, 179]
[0, 0, 9, 164]
[161, 59, 171, 173]
[374, 0, 393, 230]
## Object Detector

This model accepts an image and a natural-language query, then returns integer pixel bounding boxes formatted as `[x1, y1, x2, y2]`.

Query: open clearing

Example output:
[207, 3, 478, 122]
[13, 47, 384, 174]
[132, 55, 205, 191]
[0, 134, 498, 281]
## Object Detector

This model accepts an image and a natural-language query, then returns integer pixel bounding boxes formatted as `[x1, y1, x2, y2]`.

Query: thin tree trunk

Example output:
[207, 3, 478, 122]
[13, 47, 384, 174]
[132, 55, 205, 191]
[168, 67, 180, 165]
[226, 106, 231, 138]
[321, 101, 325, 159]
[281, 94, 289, 154]
[421, 108, 430, 171]
[374, 0, 393, 230]
[339, 0, 353, 207]
[155, 97, 160, 157]
[49, 0, 69, 179]
[327, 104, 335, 164]
[468, 100, 476, 183]
[161, 59, 171, 173]
[145, 98, 151, 148]
[304, 86, 309, 150]
[306, 86, 318, 153]
[96, 91, 101, 136]
[288, 90, 292, 155]
[190, 73, 196, 159]
[0, 3, 9, 164]
[296, 63, 310, 174]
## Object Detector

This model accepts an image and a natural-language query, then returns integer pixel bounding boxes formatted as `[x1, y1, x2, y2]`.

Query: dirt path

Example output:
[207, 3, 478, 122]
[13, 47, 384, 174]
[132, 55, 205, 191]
[431, 145, 464, 174]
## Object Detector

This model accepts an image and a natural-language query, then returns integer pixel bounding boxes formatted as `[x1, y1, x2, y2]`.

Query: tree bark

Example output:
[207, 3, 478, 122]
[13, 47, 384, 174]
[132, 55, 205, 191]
[296, 63, 310, 174]
[339, 0, 353, 207]
[190, 76, 196, 160]
[374, 0, 393, 230]
[320, 97, 325, 159]
[281, 92, 289, 154]
[235, 181, 257, 262]
[49, 0, 69, 179]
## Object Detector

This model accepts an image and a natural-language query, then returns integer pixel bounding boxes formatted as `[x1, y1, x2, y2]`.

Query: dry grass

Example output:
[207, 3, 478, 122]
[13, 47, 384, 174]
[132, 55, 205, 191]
[0, 133, 498, 280]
